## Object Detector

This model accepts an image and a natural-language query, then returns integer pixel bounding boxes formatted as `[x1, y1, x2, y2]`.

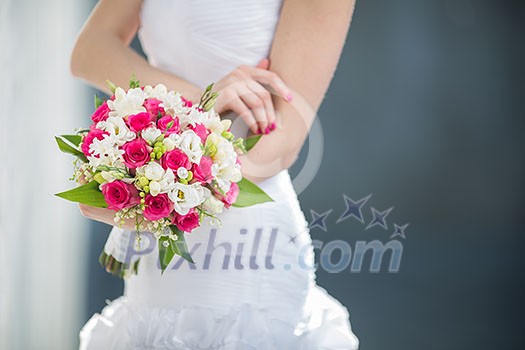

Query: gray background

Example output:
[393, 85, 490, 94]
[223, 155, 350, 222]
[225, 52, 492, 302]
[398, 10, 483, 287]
[84, 0, 524, 349]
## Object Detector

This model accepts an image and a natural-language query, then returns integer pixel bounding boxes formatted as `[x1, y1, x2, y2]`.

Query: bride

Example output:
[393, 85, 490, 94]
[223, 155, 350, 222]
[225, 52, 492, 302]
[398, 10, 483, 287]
[72, 0, 359, 348]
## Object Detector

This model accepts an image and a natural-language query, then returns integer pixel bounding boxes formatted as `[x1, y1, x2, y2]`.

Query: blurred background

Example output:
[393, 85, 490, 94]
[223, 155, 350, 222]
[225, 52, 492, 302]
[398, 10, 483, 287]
[1, 0, 524, 349]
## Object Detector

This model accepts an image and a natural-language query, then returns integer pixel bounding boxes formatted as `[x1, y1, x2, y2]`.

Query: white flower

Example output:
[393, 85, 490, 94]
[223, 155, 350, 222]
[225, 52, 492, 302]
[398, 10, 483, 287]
[202, 196, 225, 215]
[143, 84, 168, 100]
[177, 130, 203, 164]
[87, 136, 125, 168]
[180, 107, 210, 126]
[206, 118, 226, 135]
[96, 116, 136, 146]
[162, 133, 181, 151]
[213, 141, 242, 192]
[136, 166, 176, 195]
[100, 170, 125, 182]
[149, 180, 161, 196]
[168, 183, 210, 215]
[107, 87, 146, 118]
[158, 168, 176, 193]
[141, 126, 162, 144]
[161, 91, 185, 116]
[137, 162, 165, 181]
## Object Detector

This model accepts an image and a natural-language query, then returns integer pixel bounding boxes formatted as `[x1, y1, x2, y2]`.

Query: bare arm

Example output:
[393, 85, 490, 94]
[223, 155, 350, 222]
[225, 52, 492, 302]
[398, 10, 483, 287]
[70, 0, 202, 100]
[239, 0, 356, 182]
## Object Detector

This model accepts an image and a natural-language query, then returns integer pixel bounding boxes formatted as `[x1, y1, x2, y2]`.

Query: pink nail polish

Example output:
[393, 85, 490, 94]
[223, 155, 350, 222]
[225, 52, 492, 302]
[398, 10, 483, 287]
[264, 127, 270, 134]
[269, 122, 276, 131]
[286, 93, 293, 102]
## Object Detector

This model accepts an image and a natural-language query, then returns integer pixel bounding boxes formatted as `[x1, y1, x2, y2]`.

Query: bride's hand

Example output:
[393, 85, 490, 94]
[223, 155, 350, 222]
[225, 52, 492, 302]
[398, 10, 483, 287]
[213, 58, 293, 135]
[78, 204, 138, 231]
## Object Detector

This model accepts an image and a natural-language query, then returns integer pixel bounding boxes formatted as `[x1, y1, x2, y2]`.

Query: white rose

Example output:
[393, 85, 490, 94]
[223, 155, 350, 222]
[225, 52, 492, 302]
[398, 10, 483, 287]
[142, 162, 165, 181]
[141, 126, 162, 145]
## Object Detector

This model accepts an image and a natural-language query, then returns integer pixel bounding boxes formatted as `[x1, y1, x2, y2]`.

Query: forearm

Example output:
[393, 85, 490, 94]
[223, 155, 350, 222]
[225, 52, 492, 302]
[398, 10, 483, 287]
[239, 0, 355, 183]
[71, 33, 201, 100]
[71, 33, 200, 99]
[70, 0, 202, 100]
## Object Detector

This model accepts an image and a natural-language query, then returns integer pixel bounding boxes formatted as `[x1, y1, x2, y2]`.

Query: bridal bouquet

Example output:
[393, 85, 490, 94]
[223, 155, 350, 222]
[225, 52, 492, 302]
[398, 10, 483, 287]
[55, 77, 271, 276]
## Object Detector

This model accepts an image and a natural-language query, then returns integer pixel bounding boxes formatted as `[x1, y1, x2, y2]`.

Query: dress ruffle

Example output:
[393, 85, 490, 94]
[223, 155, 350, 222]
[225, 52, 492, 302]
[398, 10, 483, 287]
[79, 285, 359, 350]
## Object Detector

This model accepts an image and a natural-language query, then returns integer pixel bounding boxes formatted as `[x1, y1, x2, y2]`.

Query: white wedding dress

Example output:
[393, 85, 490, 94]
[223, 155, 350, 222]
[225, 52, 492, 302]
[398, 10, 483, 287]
[79, 0, 359, 349]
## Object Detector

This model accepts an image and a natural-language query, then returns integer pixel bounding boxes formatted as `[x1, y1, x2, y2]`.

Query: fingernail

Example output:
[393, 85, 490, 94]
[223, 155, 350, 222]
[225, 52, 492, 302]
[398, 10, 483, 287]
[256, 128, 263, 134]
[269, 122, 276, 131]
[286, 93, 293, 102]
[264, 127, 270, 134]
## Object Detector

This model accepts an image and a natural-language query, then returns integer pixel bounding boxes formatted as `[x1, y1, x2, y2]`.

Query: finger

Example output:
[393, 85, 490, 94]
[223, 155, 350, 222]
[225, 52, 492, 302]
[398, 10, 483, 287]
[245, 67, 292, 102]
[227, 95, 259, 134]
[236, 84, 268, 133]
[256, 58, 270, 70]
[247, 80, 276, 131]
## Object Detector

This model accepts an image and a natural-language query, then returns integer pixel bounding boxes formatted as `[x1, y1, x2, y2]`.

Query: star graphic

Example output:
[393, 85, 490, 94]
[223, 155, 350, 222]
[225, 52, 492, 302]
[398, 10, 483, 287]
[365, 206, 394, 230]
[309, 209, 332, 232]
[337, 194, 372, 224]
[391, 223, 409, 239]
[288, 234, 298, 245]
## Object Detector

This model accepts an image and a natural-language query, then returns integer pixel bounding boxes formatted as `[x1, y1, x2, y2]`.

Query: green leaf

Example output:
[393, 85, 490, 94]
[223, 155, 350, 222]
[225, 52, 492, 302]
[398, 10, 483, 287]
[232, 177, 274, 207]
[106, 79, 117, 94]
[245, 134, 262, 151]
[158, 228, 195, 274]
[129, 73, 140, 89]
[55, 181, 108, 207]
[59, 134, 82, 147]
[94, 94, 104, 109]
[169, 226, 195, 264]
[55, 136, 87, 162]
[158, 236, 175, 274]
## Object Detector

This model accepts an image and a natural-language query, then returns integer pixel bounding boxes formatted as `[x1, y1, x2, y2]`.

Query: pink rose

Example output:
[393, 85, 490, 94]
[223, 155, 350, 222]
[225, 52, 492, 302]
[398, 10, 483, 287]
[127, 112, 152, 133]
[81, 128, 108, 156]
[181, 96, 193, 107]
[173, 208, 200, 232]
[192, 156, 213, 184]
[144, 98, 165, 119]
[91, 102, 110, 123]
[188, 123, 209, 143]
[157, 115, 180, 135]
[220, 182, 239, 208]
[121, 139, 151, 169]
[143, 193, 173, 221]
[161, 149, 190, 172]
[101, 180, 140, 211]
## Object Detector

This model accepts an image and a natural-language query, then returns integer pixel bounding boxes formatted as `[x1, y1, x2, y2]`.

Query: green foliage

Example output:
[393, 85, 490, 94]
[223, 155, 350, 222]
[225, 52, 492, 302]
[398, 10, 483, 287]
[55, 135, 87, 162]
[232, 177, 274, 208]
[54, 181, 108, 207]
[158, 227, 195, 274]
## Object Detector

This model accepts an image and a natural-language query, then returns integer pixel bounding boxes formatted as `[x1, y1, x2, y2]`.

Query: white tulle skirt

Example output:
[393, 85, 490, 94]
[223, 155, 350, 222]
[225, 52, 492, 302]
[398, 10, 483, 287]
[79, 170, 359, 349]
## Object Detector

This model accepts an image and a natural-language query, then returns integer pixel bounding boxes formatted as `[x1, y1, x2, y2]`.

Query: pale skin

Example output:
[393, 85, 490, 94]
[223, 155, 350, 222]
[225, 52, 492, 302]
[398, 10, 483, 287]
[72, 0, 356, 229]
